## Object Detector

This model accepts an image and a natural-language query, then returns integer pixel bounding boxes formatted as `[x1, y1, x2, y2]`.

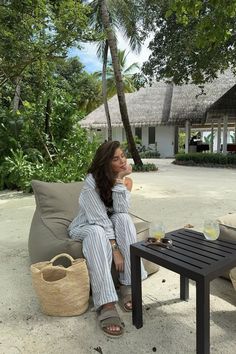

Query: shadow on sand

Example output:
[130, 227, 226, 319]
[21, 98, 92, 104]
[0, 190, 32, 200]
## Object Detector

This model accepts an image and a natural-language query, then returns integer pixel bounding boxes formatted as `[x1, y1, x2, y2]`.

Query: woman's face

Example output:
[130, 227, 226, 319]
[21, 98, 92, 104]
[111, 147, 127, 175]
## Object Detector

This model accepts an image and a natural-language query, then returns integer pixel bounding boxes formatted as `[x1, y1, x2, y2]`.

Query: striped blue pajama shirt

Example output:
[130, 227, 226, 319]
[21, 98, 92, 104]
[68, 173, 147, 310]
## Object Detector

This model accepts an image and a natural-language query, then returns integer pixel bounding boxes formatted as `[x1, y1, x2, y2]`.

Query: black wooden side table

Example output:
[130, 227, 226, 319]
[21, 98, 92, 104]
[131, 228, 236, 354]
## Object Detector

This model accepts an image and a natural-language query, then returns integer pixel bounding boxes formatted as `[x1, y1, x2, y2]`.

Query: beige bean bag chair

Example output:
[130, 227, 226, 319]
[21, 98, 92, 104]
[217, 212, 236, 289]
[28, 180, 158, 275]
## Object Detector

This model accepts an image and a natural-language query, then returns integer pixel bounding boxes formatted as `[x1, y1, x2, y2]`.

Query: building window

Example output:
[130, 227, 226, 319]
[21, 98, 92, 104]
[148, 126, 156, 144]
[135, 127, 142, 140]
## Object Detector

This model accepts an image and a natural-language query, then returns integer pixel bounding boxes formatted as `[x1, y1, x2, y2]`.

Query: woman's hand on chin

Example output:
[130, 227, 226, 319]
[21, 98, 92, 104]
[117, 164, 132, 179]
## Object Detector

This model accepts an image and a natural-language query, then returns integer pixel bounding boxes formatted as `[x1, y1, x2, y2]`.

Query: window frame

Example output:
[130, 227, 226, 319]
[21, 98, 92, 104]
[148, 126, 156, 144]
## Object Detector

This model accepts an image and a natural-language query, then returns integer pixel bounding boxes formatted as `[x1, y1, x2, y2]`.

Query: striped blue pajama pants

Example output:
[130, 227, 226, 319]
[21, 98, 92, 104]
[70, 213, 147, 310]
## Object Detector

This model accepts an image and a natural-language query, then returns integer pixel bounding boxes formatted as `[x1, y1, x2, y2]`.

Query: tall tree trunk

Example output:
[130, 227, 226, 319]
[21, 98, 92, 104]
[45, 98, 52, 141]
[12, 76, 21, 112]
[102, 40, 112, 141]
[100, 0, 143, 165]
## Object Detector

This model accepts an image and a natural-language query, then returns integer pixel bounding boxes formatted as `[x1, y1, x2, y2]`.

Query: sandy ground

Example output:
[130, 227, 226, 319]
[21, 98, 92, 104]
[0, 159, 236, 354]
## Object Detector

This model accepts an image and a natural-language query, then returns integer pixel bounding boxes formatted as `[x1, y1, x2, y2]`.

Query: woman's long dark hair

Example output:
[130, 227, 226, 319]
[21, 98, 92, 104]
[88, 140, 121, 207]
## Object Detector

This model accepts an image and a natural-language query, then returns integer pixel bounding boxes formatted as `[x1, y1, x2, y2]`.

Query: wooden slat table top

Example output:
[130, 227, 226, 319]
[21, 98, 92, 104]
[131, 228, 236, 281]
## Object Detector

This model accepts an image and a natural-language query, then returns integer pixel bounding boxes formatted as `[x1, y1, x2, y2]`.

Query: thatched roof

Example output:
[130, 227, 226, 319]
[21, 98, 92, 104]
[207, 84, 236, 120]
[80, 81, 167, 128]
[170, 71, 236, 125]
[80, 71, 236, 128]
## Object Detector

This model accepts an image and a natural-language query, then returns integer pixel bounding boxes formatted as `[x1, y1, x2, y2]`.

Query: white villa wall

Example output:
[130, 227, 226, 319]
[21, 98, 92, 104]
[156, 126, 175, 157]
[131, 125, 175, 157]
[90, 125, 176, 158]
[112, 127, 123, 141]
[141, 126, 149, 147]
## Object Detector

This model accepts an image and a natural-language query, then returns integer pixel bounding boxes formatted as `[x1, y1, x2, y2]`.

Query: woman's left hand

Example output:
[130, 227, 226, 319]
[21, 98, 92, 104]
[118, 163, 132, 179]
[113, 249, 124, 272]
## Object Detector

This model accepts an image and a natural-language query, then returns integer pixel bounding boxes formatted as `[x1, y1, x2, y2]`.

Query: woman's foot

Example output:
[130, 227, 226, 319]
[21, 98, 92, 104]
[120, 285, 132, 312]
[123, 300, 132, 311]
[98, 303, 124, 337]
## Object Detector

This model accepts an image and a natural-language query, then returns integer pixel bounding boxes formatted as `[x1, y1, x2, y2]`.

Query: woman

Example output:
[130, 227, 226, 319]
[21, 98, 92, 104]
[68, 140, 147, 337]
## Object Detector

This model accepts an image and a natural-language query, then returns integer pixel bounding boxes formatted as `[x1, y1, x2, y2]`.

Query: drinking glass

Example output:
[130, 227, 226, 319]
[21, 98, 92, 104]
[150, 222, 166, 240]
[203, 220, 220, 240]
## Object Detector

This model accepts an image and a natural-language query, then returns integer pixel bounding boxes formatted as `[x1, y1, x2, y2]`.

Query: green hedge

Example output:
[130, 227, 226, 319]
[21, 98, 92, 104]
[174, 153, 236, 166]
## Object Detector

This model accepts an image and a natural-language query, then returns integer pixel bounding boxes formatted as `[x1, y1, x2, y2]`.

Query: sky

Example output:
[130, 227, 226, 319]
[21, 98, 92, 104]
[68, 32, 152, 73]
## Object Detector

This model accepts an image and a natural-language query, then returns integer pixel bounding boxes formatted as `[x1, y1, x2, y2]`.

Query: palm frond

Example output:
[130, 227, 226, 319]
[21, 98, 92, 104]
[89, 0, 142, 54]
[96, 41, 106, 59]
[110, 0, 142, 53]
[123, 62, 140, 75]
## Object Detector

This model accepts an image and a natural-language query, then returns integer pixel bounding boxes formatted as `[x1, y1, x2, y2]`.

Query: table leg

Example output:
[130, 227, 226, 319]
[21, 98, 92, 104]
[131, 248, 142, 328]
[180, 275, 189, 300]
[196, 280, 210, 354]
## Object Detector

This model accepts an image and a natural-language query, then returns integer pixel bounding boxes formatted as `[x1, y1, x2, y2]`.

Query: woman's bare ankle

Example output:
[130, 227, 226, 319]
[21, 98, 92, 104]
[102, 302, 115, 310]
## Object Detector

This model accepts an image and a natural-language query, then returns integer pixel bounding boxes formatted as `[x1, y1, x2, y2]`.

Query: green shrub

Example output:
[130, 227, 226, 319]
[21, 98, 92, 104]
[121, 140, 160, 158]
[139, 150, 160, 158]
[131, 163, 158, 172]
[0, 130, 99, 192]
[1, 149, 36, 191]
[174, 153, 236, 166]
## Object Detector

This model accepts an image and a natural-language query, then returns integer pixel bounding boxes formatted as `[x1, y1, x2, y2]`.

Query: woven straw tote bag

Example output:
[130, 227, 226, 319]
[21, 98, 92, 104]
[31, 253, 90, 316]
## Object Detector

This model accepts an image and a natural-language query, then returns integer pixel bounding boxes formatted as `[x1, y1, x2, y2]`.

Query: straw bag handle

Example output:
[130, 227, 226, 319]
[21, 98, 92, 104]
[49, 253, 75, 265]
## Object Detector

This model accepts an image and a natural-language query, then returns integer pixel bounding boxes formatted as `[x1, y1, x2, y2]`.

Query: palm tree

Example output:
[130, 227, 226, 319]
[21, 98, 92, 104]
[101, 40, 112, 140]
[99, 0, 142, 165]
[203, 132, 215, 144]
[94, 48, 139, 98]
[106, 49, 139, 97]
[89, 0, 143, 164]
[88, 0, 112, 139]
[230, 132, 235, 143]
[89, 0, 142, 141]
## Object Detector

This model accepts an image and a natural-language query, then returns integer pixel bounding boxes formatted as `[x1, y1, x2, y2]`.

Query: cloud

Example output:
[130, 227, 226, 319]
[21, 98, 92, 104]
[116, 32, 152, 69]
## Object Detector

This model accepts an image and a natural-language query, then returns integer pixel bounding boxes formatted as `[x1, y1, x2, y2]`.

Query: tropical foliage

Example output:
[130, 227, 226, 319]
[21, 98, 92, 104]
[0, 55, 102, 191]
[0, 1, 101, 191]
[139, 0, 236, 84]
[230, 132, 235, 143]
[0, 0, 93, 86]
[94, 0, 143, 164]
[203, 133, 214, 144]
[94, 49, 139, 98]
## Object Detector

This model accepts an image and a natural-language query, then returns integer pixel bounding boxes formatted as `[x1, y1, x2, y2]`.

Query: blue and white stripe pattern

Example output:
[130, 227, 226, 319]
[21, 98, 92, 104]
[68, 173, 147, 310]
